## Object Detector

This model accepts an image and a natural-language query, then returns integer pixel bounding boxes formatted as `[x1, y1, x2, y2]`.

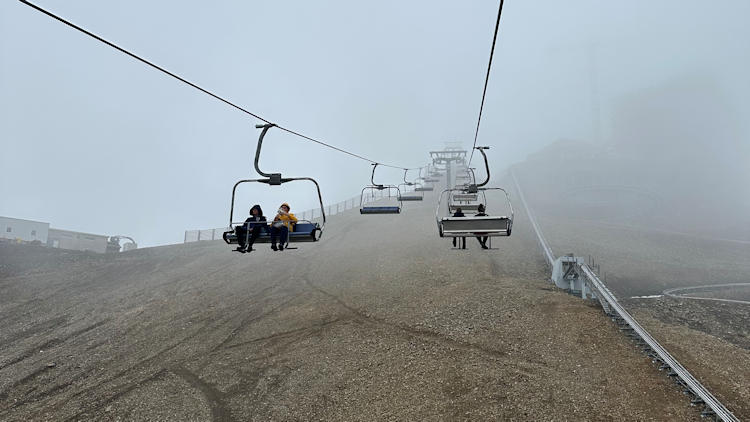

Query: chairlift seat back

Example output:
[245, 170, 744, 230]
[439, 216, 512, 237]
[452, 193, 478, 202]
[398, 195, 423, 201]
[449, 203, 480, 213]
[414, 186, 434, 191]
[360, 206, 401, 214]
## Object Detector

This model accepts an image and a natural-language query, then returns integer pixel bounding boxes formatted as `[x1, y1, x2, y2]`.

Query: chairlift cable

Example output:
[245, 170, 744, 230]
[468, 0, 505, 166]
[18, 0, 417, 171]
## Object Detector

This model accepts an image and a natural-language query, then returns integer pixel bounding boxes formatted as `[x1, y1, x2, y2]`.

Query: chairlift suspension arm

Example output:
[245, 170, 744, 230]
[370, 163, 385, 188]
[253, 123, 278, 180]
[474, 147, 490, 187]
[468, 168, 477, 185]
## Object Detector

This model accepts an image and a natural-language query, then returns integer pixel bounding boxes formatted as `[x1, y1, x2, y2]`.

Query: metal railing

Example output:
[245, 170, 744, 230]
[511, 170, 739, 422]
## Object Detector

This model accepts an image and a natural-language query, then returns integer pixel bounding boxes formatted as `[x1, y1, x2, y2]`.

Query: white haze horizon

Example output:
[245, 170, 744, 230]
[2, 1, 748, 247]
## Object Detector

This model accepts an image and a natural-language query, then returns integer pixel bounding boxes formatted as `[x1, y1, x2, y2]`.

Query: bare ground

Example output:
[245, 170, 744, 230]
[0, 192, 722, 421]
[515, 176, 750, 421]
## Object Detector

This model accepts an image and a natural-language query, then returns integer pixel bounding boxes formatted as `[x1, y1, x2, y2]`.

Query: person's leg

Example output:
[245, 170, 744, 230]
[235, 226, 247, 251]
[270, 226, 279, 250]
[462, 237, 466, 249]
[248, 225, 261, 250]
[481, 236, 489, 249]
[452, 237, 457, 247]
[279, 226, 289, 250]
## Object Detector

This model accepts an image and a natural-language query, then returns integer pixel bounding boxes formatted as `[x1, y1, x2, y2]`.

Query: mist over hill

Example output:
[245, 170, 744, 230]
[510, 74, 749, 241]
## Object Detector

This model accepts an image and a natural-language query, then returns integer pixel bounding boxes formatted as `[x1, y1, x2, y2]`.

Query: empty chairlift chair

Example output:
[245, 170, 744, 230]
[397, 168, 424, 201]
[448, 186, 486, 214]
[360, 163, 403, 214]
[451, 167, 479, 202]
[414, 178, 434, 192]
[222, 124, 325, 249]
[413, 168, 435, 191]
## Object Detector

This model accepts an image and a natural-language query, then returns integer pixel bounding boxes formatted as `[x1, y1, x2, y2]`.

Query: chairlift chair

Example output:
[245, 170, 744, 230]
[452, 168, 478, 198]
[436, 147, 514, 240]
[414, 177, 434, 191]
[413, 168, 435, 191]
[360, 163, 403, 214]
[223, 124, 325, 249]
[397, 169, 424, 201]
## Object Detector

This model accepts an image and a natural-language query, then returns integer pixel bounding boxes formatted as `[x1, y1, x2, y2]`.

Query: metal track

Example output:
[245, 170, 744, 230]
[510, 171, 740, 422]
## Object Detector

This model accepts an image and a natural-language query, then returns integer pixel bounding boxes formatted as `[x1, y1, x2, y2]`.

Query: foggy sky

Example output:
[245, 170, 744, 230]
[2, 1, 749, 246]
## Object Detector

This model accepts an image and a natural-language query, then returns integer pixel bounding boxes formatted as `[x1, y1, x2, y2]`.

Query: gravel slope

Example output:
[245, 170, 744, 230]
[511, 172, 750, 421]
[0, 191, 701, 421]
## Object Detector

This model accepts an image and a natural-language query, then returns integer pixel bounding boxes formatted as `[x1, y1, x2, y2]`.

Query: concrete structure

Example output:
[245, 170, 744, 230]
[47, 228, 108, 253]
[0, 216, 49, 243]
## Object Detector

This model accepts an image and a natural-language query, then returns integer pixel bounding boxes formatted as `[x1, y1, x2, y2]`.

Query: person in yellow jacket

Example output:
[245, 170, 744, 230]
[270, 202, 297, 251]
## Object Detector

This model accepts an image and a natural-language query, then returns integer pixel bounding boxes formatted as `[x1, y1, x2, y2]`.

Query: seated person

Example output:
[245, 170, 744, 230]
[270, 202, 297, 251]
[235, 204, 267, 253]
[452, 207, 466, 249]
[475, 204, 489, 249]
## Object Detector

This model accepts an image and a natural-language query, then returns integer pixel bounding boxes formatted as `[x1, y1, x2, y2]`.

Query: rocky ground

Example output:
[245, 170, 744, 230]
[0, 189, 713, 421]
[510, 171, 750, 421]
[628, 298, 750, 419]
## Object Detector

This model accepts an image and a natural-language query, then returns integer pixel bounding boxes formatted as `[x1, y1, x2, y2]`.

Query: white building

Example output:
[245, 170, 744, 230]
[0, 216, 50, 243]
[48, 228, 109, 254]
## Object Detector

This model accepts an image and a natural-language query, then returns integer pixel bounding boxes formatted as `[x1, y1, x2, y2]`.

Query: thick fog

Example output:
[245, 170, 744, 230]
[2, 0, 748, 246]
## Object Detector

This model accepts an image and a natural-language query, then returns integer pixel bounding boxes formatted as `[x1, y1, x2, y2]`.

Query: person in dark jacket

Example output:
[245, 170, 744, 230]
[451, 207, 466, 249]
[475, 203, 489, 249]
[235, 204, 267, 253]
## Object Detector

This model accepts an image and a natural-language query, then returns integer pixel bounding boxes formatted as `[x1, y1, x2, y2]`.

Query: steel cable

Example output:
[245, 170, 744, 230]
[468, 0, 505, 166]
[18, 0, 418, 171]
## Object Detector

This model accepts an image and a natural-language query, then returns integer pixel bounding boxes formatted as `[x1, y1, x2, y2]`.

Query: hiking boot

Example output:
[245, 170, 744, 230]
[271, 244, 278, 251]
[481, 244, 489, 249]
[278, 244, 284, 251]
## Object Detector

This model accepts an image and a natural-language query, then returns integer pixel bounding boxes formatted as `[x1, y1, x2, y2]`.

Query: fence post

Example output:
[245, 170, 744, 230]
[184, 231, 188, 243]
[197, 230, 201, 241]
